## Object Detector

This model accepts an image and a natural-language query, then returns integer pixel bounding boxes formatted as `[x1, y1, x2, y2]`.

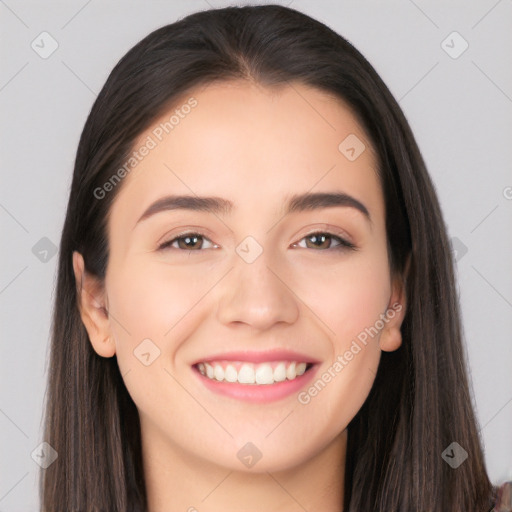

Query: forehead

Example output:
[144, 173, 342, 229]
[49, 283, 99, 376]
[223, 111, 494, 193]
[108, 79, 383, 235]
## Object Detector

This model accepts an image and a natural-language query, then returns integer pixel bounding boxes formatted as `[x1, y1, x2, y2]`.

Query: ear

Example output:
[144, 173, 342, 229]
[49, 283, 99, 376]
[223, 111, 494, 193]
[379, 254, 410, 352]
[72, 251, 116, 358]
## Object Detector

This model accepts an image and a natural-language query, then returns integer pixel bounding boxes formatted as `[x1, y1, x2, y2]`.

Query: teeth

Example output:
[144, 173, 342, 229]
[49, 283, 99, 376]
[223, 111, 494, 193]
[296, 362, 307, 376]
[197, 361, 310, 385]
[255, 364, 274, 384]
[214, 365, 224, 381]
[274, 362, 287, 382]
[238, 364, 255, 384]
[224, 364, 238, 383]
[286, 362, 296, 380]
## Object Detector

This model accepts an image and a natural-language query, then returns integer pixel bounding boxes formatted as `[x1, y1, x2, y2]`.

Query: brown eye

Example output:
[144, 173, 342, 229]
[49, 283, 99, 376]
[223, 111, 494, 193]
[294, 231, 356, 251]
[158, 232, 216, 251]
[305, 233, 332, 250]
[176, 234, 203, 250]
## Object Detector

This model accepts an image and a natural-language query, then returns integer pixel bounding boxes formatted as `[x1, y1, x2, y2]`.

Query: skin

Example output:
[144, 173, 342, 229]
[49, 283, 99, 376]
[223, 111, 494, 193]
[73, 80, 407, 512]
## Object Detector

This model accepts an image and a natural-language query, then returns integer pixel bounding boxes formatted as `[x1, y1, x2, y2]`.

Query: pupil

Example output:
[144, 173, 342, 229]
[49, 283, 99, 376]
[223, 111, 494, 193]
[310, 234, 328, 248]
[184, 236, 199, 249]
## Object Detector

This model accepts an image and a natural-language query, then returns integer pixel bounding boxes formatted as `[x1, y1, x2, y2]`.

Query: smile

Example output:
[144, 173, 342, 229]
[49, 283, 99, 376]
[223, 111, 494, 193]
[192, 359, 319, 403]
[195, 360, 312, 385]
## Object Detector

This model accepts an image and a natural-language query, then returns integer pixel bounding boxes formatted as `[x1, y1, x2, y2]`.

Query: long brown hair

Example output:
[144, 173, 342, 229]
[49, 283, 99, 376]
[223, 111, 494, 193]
[40, 4, 493, 511]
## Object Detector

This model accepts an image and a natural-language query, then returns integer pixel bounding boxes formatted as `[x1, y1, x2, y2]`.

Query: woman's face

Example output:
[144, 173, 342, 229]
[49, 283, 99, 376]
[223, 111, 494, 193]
[75, 80, 406, 473]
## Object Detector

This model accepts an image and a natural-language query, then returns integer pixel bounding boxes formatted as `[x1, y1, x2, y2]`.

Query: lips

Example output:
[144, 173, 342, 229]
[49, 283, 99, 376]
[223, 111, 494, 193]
[192, 350, 319, 385]
[190, 349, 320, 401]
[193, 359, 320, 403]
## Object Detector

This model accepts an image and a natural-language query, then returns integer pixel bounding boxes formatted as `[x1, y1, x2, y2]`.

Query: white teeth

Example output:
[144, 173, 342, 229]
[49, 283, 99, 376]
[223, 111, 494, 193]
[286, 362, 296, 380]
[274, 362, 287, 382]
[237, 364, 255, 384]
[198, 361, 311, 385]
[255, 364, 274, 385]
[224, 364, 238, 383]
[214, 365, 224, 381]
[296, 362, 307, 376]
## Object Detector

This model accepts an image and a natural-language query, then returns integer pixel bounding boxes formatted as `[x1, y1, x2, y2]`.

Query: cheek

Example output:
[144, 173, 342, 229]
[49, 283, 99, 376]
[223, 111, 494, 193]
[291, 250, 391, 345]
[295, 257, 388, 429]
[290, 249, 390, 418]
[106, 257, 207, 369]
[105, 258, 211, 421]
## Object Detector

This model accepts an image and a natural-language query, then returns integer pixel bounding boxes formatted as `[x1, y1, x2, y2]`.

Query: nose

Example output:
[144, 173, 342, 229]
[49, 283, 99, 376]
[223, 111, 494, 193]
[215, 247, 299, 331]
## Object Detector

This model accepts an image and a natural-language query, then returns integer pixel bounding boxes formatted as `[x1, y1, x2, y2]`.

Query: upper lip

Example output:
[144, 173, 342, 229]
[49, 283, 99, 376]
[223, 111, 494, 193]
[192, 349, 321, 366]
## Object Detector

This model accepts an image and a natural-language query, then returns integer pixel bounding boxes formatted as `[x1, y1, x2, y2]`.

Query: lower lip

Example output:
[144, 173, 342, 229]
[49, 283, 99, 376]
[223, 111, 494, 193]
[193, 364, 319, 403]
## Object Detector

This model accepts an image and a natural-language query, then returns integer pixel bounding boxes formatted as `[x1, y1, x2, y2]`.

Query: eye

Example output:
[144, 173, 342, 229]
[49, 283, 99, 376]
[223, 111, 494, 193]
[158, 232, 217, 251]
[157, 230, 357, 252]
[293, 231, 356, 251]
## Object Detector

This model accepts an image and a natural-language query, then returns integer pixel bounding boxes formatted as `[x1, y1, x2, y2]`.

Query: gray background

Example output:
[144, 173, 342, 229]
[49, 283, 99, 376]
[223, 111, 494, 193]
[1, 0, 511, 509]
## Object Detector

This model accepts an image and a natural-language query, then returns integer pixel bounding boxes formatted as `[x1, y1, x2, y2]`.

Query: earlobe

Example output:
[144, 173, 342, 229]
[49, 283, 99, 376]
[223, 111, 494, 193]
[379, 325, 403, 352]
[72, 251, 116, 358]
[379, 300, 405, 352]
[379, 265, 409, 352]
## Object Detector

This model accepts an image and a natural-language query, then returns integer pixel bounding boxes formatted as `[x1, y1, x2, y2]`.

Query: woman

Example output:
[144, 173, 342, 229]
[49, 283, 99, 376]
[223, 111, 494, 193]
[39, 4, 510, 511]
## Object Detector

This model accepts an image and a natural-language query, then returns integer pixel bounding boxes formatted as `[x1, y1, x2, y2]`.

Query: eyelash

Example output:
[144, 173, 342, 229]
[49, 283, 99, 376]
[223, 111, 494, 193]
[157, 230, 357, 252]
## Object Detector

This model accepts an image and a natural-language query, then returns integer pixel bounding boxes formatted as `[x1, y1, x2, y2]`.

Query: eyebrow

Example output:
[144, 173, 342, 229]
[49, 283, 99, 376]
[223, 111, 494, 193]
[134, 191, 371, 227]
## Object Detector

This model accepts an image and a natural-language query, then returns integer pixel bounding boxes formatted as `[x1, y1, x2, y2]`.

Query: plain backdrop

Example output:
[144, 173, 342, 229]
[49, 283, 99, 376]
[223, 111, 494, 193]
[1, 0, 511, 510]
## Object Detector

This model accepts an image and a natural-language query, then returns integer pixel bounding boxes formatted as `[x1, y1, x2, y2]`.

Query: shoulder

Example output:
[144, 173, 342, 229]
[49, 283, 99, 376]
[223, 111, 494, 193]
[492, 481, 512, 511]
